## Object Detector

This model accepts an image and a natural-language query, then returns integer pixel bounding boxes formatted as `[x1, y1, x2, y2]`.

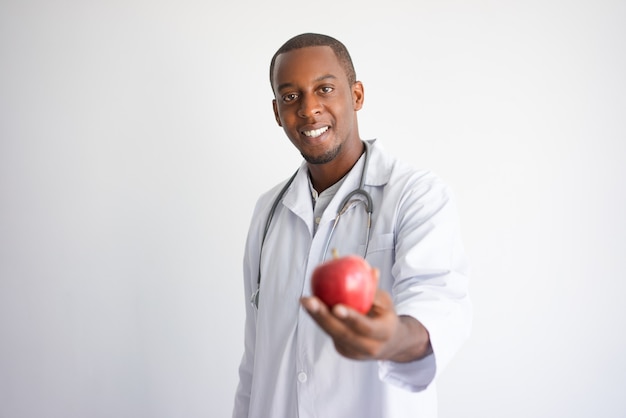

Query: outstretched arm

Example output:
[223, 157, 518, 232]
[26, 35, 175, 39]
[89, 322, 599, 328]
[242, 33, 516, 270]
[300, 288, 432, 363]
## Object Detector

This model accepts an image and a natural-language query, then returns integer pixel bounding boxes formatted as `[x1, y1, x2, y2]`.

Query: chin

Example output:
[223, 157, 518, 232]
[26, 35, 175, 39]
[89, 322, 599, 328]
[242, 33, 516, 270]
[301, 143, 342, 165]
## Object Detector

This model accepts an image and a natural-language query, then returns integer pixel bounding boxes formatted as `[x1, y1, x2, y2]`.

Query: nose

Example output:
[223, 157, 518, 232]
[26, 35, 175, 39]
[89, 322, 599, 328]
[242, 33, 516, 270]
[297, 93, 322, 118]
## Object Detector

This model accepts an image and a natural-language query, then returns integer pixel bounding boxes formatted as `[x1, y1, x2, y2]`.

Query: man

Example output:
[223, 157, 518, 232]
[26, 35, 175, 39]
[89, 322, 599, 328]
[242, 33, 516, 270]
[233, 33, 471, 418]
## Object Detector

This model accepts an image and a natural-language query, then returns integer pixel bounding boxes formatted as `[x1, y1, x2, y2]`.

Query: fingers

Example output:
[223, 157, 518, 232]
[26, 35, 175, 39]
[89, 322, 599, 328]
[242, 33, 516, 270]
[301, 297, 370, 357]
[300, 296, 351, 334]
[373, 267, 380, 287]
[301, 290, 394, 337]
[300, 296, 369, 335]
[300, 291, 399, 360]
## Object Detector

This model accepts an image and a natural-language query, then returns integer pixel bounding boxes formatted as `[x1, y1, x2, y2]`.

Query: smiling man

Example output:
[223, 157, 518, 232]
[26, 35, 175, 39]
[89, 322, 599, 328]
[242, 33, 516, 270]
[233, 33, 472, 418]
[271, 44, 364, 192]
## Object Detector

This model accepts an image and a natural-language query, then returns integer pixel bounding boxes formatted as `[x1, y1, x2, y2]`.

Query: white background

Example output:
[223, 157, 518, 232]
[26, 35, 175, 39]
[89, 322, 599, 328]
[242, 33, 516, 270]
[1, 1, 625, 417]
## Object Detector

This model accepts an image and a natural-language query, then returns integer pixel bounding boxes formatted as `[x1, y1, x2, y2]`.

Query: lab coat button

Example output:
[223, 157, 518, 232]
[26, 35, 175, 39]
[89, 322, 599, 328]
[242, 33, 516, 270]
[298, 372, 308, 383]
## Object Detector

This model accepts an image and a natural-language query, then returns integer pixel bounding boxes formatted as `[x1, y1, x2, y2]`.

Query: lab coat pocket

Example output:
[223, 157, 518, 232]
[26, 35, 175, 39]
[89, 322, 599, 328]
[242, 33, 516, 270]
[361, 233, 395, 291]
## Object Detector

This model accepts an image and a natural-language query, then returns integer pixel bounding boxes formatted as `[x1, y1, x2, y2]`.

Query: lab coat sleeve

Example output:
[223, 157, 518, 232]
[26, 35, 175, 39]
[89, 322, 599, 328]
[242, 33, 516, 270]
[378, 174, 472, 392]
[232, 197, 265, 418]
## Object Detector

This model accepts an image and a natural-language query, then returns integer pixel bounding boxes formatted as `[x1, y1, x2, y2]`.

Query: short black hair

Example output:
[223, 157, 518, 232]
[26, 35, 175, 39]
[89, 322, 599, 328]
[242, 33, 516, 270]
[269, 33, 357, 91]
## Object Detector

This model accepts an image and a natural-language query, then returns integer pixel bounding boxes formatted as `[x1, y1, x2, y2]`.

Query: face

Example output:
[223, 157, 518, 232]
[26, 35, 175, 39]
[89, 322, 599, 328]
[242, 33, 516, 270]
[272, 46, 364, 165]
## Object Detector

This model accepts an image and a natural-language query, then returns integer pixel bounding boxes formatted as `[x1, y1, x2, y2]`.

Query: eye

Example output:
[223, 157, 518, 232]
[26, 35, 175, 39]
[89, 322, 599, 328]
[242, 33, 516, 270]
[320, 86, 334, 94]
[282, 93, 298, 103]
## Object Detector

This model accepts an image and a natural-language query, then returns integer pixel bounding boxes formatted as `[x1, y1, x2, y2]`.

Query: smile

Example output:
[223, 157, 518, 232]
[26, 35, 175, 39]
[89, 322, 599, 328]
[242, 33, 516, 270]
[302, 126, 329, 138]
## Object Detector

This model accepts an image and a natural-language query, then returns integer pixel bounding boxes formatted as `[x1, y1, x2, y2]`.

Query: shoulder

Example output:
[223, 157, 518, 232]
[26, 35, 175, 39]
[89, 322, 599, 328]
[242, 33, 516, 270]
[369, 140, 450, 196]
[252, 167, 301, 220]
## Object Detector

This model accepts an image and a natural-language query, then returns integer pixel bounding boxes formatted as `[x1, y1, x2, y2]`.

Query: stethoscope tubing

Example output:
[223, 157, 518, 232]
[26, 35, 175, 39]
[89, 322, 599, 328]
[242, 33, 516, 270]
[252, 141, 373, 309]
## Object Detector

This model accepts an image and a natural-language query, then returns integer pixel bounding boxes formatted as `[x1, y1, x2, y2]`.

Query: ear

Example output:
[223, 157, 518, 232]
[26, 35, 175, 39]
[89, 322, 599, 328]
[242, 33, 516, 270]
[352, 81, 364, 111]
[272, 99, 282, 126]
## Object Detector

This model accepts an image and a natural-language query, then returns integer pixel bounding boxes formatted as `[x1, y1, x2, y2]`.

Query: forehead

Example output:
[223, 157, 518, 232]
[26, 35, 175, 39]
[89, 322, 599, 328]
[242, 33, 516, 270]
[272, 46, 348, 90]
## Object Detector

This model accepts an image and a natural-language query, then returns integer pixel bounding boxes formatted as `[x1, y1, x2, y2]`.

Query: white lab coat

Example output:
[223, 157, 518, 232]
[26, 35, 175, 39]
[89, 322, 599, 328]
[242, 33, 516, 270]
[233, 140, 471, 418]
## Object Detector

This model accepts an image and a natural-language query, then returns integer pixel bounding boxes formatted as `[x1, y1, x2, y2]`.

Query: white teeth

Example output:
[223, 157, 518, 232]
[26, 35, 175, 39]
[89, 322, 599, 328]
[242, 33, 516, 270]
[303, 126, 329, 138]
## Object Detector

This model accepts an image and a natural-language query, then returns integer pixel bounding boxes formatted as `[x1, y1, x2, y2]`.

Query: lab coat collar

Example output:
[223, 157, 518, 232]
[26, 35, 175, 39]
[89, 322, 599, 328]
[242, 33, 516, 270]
[363, 138, 392, 187]
[280, 139, 391, 229]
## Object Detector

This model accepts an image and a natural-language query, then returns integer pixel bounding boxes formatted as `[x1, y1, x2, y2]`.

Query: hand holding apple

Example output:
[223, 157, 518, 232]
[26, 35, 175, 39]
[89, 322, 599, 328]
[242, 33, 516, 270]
[310, 249, 377, 314]
[304, 253, 431, 362]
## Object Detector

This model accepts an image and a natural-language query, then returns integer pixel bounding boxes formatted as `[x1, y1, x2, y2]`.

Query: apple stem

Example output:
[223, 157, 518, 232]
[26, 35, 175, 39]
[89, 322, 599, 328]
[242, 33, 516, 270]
[331, 248, 339, 259]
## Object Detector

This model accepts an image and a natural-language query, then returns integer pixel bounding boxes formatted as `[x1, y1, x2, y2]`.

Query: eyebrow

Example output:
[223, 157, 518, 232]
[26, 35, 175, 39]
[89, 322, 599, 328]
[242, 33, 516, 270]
[276, 74, 338, 92]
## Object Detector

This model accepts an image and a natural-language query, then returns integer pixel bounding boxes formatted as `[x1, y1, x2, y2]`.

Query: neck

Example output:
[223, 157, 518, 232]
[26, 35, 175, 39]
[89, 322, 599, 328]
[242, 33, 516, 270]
[308, 139, 365, 193]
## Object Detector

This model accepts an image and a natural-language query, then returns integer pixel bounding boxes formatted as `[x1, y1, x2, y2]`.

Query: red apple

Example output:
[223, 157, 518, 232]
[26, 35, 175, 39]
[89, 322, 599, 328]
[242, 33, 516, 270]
[310, 249, 377, 314]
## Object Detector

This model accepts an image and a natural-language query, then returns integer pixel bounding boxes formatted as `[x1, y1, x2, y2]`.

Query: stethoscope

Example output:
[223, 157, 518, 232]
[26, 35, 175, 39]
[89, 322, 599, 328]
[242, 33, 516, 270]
[250, 140, 374, 310]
